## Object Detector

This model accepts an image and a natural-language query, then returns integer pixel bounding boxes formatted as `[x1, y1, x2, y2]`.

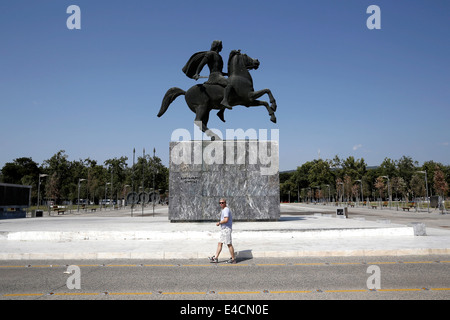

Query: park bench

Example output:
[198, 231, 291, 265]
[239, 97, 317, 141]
[402, 203, 416, 211]
[382, 201, 388, 207]
[52, 206, 66, 215]
[90, 208, 97, 212]
[371, 205, 378, 209]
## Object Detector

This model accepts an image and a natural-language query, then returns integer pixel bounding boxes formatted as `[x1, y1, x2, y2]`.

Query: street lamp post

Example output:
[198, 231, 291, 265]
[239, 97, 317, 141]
[356, 179, 363, 207]
[142, 148, 145, 217]
[308, 187, 311, 204]
[132, 148, 135, 217]
[105, 182, 111, 211]
[37, 174, 49, 210]
[110, 168, 114, 210]
[338, 182, 344, 205]
[313, 186, 320, 204]
[417, 171, 429, 213]
[124, 184, 130, 208]
[325, 184, 330, 205]
[381, 176, 391, 209]
[152, 148, 156, 217]
[77, 178, 86, 212]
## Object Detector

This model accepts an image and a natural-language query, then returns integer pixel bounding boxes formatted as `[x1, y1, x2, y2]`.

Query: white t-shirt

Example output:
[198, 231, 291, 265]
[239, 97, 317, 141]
[220, 207, 232, 229]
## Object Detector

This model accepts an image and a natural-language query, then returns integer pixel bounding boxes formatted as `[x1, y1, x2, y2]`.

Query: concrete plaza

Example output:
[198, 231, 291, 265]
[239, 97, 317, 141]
[0, 203, 449, 260]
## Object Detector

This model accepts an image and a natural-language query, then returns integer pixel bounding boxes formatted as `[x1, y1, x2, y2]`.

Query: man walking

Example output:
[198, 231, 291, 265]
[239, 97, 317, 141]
[209, 198, 236, 264]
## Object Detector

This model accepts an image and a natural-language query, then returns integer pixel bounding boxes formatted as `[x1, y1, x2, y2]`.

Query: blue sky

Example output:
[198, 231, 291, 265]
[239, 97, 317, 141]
[1, 0, 449, 171]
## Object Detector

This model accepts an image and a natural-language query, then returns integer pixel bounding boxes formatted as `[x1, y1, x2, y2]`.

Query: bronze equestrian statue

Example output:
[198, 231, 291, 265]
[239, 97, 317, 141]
[157, 40, 277, 140]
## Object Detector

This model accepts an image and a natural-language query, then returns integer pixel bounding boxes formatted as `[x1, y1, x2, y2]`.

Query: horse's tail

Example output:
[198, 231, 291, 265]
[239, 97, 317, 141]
[157, 87, 186, 117]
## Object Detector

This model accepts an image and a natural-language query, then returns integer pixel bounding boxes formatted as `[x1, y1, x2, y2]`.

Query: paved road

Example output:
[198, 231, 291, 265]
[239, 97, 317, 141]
[4, 203, 449, 312]
[1, 256, 449, 301]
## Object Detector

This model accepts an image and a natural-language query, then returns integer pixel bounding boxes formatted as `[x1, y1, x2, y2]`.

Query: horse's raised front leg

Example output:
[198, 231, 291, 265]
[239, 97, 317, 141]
[248, 89, 277, 112]
[248, 99, 277, 124]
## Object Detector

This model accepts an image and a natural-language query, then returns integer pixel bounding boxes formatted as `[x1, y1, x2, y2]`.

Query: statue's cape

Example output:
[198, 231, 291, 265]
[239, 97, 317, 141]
[182, 51, 207, 79]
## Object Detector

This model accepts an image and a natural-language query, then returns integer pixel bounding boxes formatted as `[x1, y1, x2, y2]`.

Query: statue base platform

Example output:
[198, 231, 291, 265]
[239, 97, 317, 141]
[168, 140, 280, 222]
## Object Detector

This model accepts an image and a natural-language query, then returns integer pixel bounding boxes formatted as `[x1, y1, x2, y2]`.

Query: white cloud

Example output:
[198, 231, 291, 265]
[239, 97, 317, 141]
[353, 144, 362, 151]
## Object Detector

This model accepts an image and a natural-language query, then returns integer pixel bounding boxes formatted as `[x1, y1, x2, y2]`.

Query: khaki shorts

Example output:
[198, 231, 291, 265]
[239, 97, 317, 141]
[219, 228, 232, 245]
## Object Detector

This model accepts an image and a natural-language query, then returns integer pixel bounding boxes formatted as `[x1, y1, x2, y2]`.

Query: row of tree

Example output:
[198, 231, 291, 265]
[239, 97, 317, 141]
[0, 150, 169, 206]
[280, 156, 449, 203]
[1, 152, 449, 206]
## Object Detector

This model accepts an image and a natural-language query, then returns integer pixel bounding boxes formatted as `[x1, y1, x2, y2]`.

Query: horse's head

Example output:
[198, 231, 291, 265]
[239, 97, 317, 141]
[242, 52, 260, 70]
[228, 50, 260, 73]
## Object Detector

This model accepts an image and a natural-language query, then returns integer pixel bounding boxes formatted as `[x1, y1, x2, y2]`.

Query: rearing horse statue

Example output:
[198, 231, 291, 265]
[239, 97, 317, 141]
[157, 50, 277, 140]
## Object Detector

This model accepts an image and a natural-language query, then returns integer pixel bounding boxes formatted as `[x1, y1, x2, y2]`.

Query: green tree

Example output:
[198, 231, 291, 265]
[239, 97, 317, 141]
[421, 161, 449, 196]
[1, 157, 39, 184]
[104, 156, 129, 202]
[130, 151, 169, 200]
[289, 159, 335, 202]
[336, 177, 343, 202]
[84, 159, 107, 204]
[434, 165, 448, 199]
[397, 156, 418, 189]
[291, 162, 312, 189]
[46, 172, 60, 204]
[307, 159, 334, 188]
[42, 150, 71, 204]
[410, 173, 426, 200]
[279, 171, 295, 202]
[379, 157, 397, 179]
[1, 157, 40, 203]
[343, 175, 352, 201]
[342, 156, 367, 181]
[391, 176, 407, 201]
[280, 179, 296, 202]
[374, 176, 385, 200]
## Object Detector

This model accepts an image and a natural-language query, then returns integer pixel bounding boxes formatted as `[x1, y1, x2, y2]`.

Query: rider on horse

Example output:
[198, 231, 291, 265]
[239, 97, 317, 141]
[158, 42, 277, 141]
[182, 40, 232, 122]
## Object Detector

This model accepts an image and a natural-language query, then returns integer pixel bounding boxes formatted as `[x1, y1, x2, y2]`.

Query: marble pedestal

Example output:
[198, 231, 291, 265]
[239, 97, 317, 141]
[169, 140, 280, 222]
